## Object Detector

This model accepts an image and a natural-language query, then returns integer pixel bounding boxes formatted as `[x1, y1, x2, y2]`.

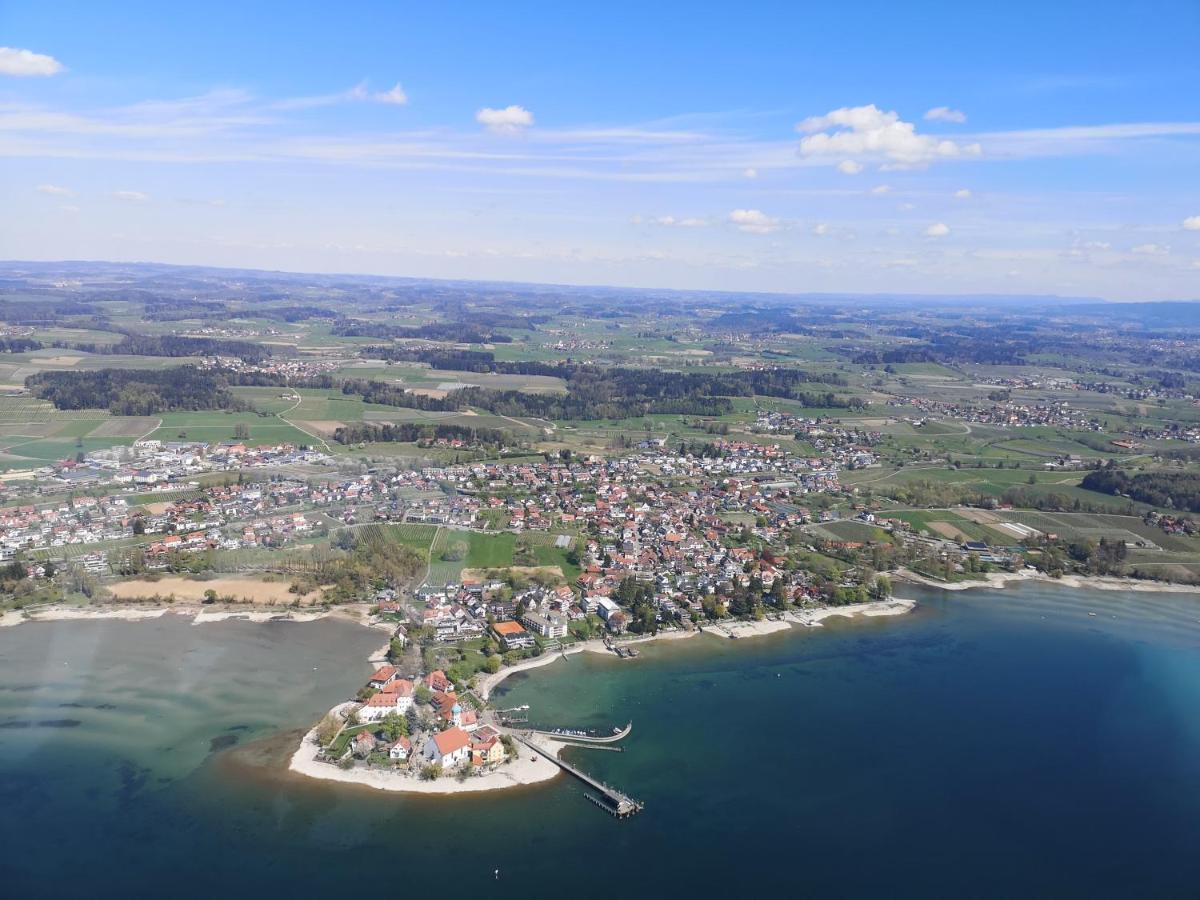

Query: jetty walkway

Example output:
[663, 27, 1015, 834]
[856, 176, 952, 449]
[516, 734, 644, 818]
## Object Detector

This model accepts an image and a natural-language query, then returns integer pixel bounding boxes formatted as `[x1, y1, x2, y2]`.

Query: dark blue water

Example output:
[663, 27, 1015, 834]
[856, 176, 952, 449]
[2, 586, 1199, 898]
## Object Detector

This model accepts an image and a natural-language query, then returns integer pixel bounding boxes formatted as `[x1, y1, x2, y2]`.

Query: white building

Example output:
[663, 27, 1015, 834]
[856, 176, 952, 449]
[423, 726, 471, 767]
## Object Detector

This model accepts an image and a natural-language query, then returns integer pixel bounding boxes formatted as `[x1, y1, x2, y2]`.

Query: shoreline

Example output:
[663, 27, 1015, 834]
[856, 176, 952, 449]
[289, 600, 921, 796]
[285, 703, 568, 795]
[0, 601, 389, 630]
[895, 567, 1200, 595]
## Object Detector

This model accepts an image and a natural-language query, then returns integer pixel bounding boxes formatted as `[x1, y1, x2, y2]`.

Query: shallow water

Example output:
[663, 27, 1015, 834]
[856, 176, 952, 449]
[2, 587, 1199, 898]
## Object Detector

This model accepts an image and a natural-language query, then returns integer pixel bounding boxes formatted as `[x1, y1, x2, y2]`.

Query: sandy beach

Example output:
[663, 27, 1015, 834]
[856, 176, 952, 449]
[0, 601, 384, 629]
[895, 567, 1200, 595]
[789, 598, 918, 627]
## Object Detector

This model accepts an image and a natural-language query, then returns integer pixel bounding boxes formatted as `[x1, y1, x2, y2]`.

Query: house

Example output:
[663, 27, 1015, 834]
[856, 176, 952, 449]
[492, 620, 535, 650]
[387, 736, 412, 761]
[470, 725, 506, 766]
[423, 726, 472, 767]
[367, 664, 398, 688]
[352, 730, 377, 758]
[423, 670, 454, 693]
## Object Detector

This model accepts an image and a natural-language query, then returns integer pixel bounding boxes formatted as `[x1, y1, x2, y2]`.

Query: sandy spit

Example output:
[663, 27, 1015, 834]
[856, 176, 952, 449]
[895, 568, 1200, 595]
[286, 703, 563, 795]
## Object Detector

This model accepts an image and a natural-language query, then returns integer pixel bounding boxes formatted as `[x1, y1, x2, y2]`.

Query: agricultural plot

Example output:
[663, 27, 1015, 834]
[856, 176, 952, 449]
[425, 529, 516, 585]
[89, 417, 159, 438]
[369, 522, 439, 552]
[999, 510, 1166, 550]
[809, 520, 894, 543]
[890, 509, 1006, 544]
[147, 412, 315, 447]
[0, 395, 109, 423]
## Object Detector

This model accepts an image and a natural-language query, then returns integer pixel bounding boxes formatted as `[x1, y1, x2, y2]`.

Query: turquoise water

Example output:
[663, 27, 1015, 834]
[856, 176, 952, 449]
[2, 587, 1200, 898]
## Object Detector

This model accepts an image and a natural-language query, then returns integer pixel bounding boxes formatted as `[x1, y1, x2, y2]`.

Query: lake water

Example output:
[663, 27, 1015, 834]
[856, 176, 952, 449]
[2, 585, 1199, 898]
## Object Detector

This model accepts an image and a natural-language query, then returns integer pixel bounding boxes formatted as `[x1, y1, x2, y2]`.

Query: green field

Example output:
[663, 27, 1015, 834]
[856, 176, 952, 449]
[425, 529, 516, 585]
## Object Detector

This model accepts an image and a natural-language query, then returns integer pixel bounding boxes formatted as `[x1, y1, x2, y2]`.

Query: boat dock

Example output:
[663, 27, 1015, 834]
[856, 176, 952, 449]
[516, 734, 644, 818]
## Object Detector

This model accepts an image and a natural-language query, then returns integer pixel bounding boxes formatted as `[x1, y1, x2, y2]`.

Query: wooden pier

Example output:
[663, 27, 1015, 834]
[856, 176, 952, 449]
[517, 735, 644, 818]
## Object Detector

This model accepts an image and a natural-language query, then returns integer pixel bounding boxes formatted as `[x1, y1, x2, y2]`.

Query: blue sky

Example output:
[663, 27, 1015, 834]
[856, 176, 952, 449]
[2, 0, 1199, 299]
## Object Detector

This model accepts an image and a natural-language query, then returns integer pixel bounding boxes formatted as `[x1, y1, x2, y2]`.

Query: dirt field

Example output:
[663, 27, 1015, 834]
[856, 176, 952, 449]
[107, 576, 325, 605]
[929, 521, 971, 541]
[89, 417, 159, 438]
[299, 420, 345, 436]
[957, 507, 1002, 524]
[460, 565, 564, 582]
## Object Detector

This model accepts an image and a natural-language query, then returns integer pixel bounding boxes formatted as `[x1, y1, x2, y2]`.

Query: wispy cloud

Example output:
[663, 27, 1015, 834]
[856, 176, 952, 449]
[36, 183, 73, 196]
[276, 80, 409, 110]
[924, 106, 966, 123]
[2, 87, 1199, 191]
[375, 83, 408, 106]
[112, 190, 148, 202]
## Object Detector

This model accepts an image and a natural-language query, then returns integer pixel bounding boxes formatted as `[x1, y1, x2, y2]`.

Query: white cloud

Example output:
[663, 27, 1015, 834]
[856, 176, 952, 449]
[477, 105, 534, 133]
[925, 106, 967, 124]
[36, 183, 73, 196]
[375, 83, 408, 106]
[729, 208, 780, 234]
[0, 47, 64, 77]
[812, 223, 830, 236]
[955, 188, 972, 199]
[112, 190, 148, 202]
[870, 184, 891, 194]
[1183, 216, 1200, 231]
[797, 104, 982, 167]
[837, 159, 863, 175]
[1132, 243, 1168, 255]
[925, 222, 951, 237]
[743, 167, 758, 179]
[648, 215, 708, 227]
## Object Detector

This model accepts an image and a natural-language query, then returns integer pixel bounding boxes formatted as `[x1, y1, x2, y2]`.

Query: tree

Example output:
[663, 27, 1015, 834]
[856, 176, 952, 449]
[379, 713, 408, 740]
[315, 714, 341, 746]
[233, 422, 250, 441]
[871, 575, 892, 599]
[484, 655, 501, 674]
